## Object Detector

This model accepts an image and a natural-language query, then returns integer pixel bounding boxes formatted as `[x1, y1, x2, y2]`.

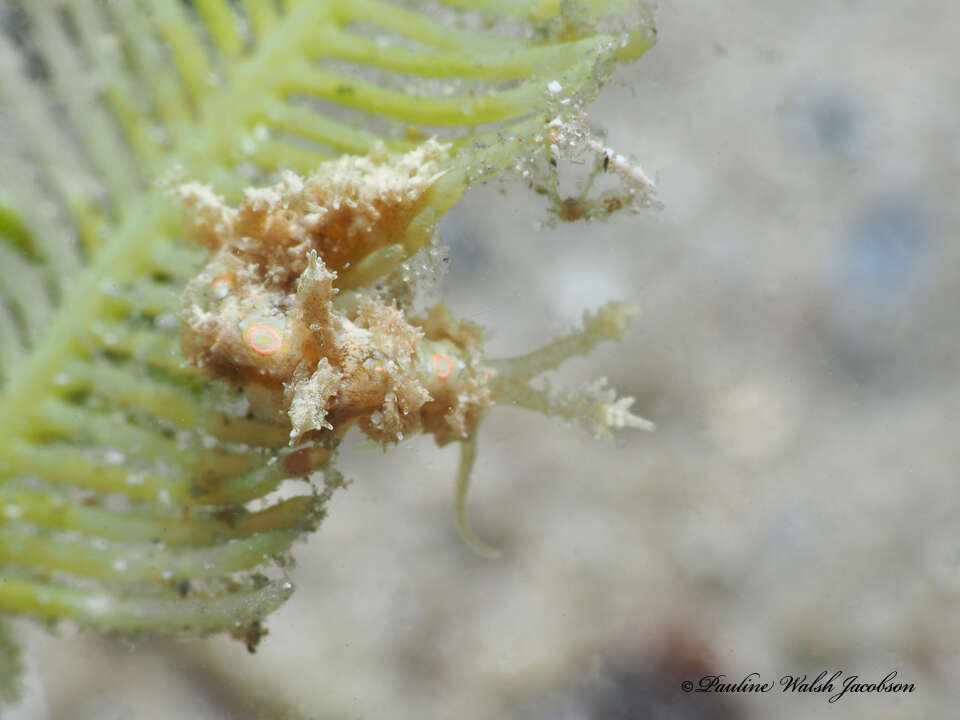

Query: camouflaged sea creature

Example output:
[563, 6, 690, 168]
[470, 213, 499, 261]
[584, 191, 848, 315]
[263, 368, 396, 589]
[178, 139, 653, 556]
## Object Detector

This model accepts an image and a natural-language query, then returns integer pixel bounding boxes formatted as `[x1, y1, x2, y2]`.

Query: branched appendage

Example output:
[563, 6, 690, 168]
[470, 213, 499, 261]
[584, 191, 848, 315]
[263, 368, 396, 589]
[178, 141, 650, 557]
[520, 111, 660, 223]
[451, 302, 653, 556]
[489, 301, 655, 438]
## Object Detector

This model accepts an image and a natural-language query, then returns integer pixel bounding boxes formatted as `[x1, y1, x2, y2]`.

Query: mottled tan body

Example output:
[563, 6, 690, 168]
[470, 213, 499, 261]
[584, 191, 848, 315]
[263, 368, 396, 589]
[179, 142, 491, 446]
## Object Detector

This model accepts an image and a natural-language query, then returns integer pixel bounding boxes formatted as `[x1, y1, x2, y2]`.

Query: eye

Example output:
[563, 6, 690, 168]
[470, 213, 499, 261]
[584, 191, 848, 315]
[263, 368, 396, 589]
[432, 352, 454, 380]
[244, 323, 283, 356]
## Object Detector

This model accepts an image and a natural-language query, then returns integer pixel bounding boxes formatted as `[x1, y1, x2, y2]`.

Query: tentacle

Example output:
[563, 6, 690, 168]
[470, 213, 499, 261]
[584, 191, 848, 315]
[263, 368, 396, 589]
[454, 434, 500, 559]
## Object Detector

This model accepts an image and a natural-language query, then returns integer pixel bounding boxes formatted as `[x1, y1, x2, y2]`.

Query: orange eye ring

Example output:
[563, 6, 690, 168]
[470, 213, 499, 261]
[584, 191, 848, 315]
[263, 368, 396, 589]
[432, 353, 454, 381]
[245, 324, 283, 355]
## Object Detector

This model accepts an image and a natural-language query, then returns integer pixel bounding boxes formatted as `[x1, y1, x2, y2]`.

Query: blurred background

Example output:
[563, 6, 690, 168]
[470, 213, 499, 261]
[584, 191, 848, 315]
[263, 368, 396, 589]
[13, 0, 960, 718]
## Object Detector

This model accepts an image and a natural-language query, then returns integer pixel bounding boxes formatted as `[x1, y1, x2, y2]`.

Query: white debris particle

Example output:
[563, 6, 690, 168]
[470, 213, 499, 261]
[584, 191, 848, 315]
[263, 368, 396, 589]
[155, 313, 178, 330]
[83, 594, 113, 616]
[547, 80, 563, 94]
[104, 450, 126, 465]
[244, 186, 282, 212]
